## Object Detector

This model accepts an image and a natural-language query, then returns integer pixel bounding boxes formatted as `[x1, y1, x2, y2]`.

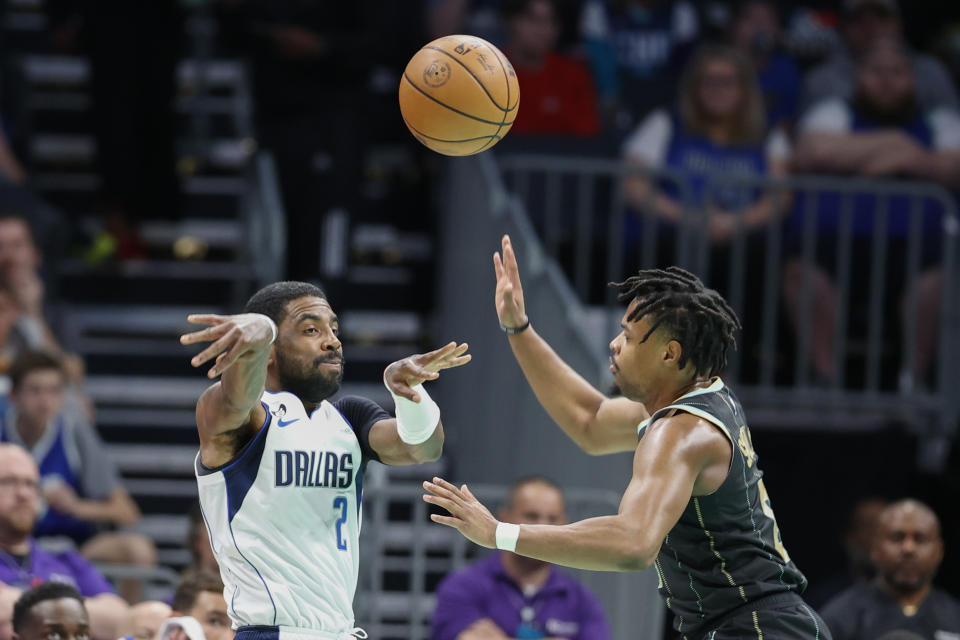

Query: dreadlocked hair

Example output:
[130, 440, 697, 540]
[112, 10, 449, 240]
[612, 266, 741, 378]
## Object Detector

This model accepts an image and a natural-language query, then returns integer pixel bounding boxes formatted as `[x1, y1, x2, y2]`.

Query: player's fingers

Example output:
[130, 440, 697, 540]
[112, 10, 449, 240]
[190, 328, 239, 368]
[422, 493, 460, 515]
[503, 235, 519, 272]
[429, 343, 470, 368]
[429, 513, 462, 528]
[438, 354, 472, 370]
[186, 314, 226, 325]
[430, 477, 468, 503]
[461, 483, 477, 501]
[493, 252, 504, 279]
[417, 341, 458, 364]
[423, 479, 466, 506]
[208, 338, 250, 378]
[390, 382, 420, 403]
[179, 322, 231, 345]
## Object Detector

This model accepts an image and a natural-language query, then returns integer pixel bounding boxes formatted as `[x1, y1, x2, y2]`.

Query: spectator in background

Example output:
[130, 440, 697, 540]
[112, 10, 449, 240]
[0, 279, 48, 381]
[184, 503, 218, 577]
[0, 586, 19, 640]
[0, 352, 155, 601]
[580, 0, 699, 129]
[11, 583, 91, 640]
[790, 38, 960, 387]
[0, 444, 128, 640]
[428, 0, 507, 45]
[801, 0, 958, 113]
[728, 0, 802, 128]
[622, 44, 790, 254]
[431, 477, 610, 640]
[123, 601, 172, 640]
[821, 499, 960, 639]
[805, 497, 889, 609]
[0, 127, 25, 186]
[503, 0, 600, 136]
[170, 571, 231, 640]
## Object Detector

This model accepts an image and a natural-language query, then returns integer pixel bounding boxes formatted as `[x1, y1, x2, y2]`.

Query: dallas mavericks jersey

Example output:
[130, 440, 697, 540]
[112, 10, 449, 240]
[196, 391, 388, 635]
[638, 379, 807, 637]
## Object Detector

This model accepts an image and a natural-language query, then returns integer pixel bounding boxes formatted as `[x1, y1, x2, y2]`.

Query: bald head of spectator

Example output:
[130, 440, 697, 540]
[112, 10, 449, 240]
[872, 499, 943, 601]
[843, 0, 901, 57]
[0, 444, 41, 546]
[499, 477, 567, 569]
[127, 601, 171, 640]
[854, 38, 917, 123]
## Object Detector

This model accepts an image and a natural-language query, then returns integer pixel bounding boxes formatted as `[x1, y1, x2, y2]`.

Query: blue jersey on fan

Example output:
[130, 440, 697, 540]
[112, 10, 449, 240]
[0, 399, 121, 544]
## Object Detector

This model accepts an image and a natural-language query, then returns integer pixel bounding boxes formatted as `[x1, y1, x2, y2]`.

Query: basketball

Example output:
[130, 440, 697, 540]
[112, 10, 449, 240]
[399, 35, 520, 156]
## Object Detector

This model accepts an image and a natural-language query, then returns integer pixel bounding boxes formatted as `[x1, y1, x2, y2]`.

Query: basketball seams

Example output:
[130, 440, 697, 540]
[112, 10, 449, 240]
[402, 72, 511, 126]
[402, 117, 502, 144]
[488, 45, 519, 112]
[424, 45, 510, 112]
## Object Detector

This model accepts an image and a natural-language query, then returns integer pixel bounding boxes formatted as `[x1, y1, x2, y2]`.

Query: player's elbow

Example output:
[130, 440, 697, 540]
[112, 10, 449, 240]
[408, 433, 444, 464]
[615, 531, 658, 571]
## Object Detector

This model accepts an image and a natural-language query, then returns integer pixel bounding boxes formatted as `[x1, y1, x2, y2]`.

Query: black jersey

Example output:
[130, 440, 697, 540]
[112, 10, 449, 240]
[639, 379, 808, 638]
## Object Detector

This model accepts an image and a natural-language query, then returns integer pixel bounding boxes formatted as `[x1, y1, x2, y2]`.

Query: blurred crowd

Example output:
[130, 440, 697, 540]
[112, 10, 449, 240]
[0, 0, 956, 638]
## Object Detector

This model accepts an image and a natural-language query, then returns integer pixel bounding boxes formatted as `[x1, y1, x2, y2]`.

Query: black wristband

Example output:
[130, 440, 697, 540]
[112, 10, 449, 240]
[500, 319, 530, 335]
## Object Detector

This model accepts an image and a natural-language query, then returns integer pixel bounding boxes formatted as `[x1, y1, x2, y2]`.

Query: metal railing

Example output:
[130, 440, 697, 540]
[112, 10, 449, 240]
[355, 483, 634, 640]
[498, 154, 960, 469]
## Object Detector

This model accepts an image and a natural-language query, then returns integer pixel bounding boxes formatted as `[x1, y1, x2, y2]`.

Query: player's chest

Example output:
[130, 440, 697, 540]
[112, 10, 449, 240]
[264, 417, 361, 491]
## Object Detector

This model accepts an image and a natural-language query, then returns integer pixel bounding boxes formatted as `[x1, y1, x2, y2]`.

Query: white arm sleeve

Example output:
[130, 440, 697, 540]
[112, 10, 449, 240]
[622, 109, 673, 168]
[798, 98, 852, 136]
[929, 107, 960, 151]
[765, 128, 793, 163]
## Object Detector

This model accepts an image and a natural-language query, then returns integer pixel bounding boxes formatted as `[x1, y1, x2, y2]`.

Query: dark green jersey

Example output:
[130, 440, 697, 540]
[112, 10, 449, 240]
[638, 379, 808, 638]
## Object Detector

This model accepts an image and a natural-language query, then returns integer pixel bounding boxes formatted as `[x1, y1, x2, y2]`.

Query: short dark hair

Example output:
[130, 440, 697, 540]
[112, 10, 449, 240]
[173, 570, 224, 613]
[243, 281, 327, 326]
[12, 582, 85, 633]
[502, 0, 558, 20]
[506, 475, 563, 509]
[613, 267, 741, 378]
[9, 350, 64, 390]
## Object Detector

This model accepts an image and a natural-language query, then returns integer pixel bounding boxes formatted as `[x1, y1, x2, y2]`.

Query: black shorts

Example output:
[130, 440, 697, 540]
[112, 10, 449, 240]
[693, 594, 832, 640]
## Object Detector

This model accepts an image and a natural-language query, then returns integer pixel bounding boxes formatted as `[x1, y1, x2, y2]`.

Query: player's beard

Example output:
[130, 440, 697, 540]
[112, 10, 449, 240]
[276, 349, 345, 404]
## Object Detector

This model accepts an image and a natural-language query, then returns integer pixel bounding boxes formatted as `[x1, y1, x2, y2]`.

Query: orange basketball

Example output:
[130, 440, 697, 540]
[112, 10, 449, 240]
[399, 35, 520, 156]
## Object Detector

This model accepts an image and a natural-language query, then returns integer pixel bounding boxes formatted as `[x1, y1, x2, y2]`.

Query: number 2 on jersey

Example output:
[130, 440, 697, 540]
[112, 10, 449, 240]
[334, 497, 348, 551]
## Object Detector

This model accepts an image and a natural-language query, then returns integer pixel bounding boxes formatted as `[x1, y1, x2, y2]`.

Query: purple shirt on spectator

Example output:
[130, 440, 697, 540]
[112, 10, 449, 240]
[431, 552, 611, 640]
[0, 539, 114, 597]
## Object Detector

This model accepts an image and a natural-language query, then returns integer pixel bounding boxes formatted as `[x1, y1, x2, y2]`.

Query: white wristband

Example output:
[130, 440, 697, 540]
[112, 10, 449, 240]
[259, 315, 278, 345]
[388, 383, 440, 444]
[495, 522, 520, 552]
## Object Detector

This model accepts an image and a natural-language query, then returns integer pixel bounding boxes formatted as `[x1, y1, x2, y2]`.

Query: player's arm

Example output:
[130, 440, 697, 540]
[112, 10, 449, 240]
[180, 313, 275, 467]
[424, 413, 732, 572]
[494, 235, 647, 455]
[367, 342, 471, 465]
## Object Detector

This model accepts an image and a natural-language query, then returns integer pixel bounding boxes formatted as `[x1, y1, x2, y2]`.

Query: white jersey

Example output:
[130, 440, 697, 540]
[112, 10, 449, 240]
[196, 390, 387, 636]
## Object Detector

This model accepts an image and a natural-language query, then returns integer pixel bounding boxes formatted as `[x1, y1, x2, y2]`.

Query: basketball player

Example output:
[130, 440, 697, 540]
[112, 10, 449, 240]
[180, 281, 470, 640]
[424, 236, 829, 640]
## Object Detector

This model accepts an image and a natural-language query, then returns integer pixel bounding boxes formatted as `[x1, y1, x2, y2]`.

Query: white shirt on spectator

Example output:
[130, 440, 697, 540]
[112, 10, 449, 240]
[799, 98, 960, 151]
[622, 108, 791, 167]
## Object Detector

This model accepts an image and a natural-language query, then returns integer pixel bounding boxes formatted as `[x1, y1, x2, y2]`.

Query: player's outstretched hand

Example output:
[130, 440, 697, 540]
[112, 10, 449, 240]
[423, 477, 497, 548]
[493, 234, 528, 331]
[384, 342, 471, 402]
[179, 313, 275, 379]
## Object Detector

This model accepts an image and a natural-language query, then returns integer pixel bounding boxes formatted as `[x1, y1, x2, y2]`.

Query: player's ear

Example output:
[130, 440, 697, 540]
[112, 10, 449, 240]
[663, 339, 682, 365]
